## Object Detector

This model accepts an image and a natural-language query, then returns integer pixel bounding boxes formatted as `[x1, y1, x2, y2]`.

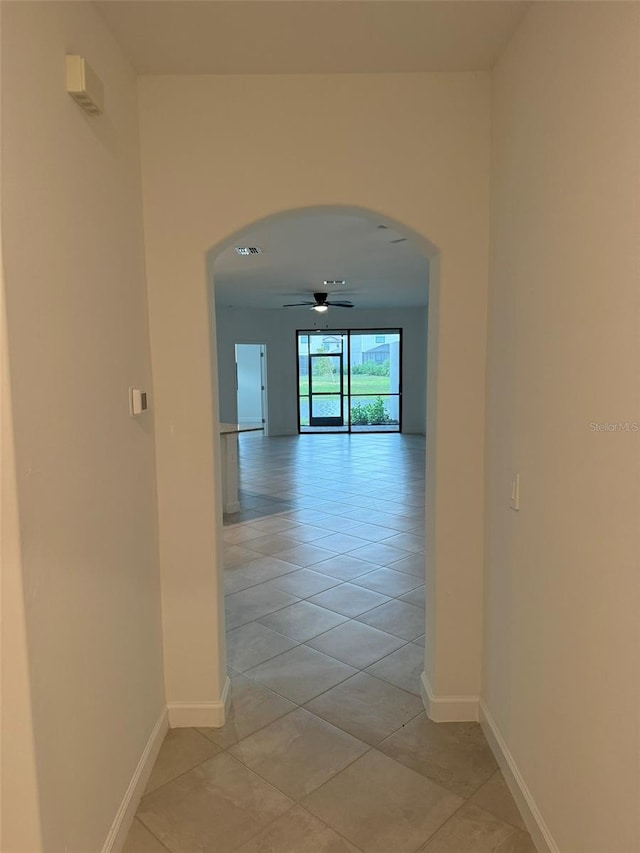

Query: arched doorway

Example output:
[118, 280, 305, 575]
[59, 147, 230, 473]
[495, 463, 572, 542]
[155, 200, 484, 731]
[209, 206, 433, 717]
[200, 204, 444, 725]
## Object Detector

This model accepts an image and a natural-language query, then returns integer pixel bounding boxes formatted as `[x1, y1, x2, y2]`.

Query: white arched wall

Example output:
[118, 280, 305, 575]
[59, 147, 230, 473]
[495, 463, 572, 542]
[137, 72, 490, 724]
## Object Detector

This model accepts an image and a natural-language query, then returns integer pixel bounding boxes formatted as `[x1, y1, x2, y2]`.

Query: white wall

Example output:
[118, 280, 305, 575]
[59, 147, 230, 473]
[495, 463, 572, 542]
[1, 47, 43, 843]
[484, 3, 640, 851]
[1, 3, 164, 850]
[138, 72, 490, 717]
[216, 306, 427, 435]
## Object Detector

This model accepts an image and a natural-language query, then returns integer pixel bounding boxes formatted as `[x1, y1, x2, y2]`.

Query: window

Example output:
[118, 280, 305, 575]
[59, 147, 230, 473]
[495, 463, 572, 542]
[297, 329, 401, 433]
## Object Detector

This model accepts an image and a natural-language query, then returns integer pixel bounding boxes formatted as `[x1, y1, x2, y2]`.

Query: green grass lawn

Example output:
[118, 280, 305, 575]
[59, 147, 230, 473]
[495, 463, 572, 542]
[299, 374, 392, 395]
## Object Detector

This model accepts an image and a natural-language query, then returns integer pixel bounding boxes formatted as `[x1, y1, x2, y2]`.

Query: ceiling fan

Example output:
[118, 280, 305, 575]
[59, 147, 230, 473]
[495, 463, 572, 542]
[283, 292, 354, 313]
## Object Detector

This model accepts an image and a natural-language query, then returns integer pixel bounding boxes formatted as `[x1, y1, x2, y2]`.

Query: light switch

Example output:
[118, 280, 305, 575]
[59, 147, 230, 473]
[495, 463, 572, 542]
[510, 473, 520, 511]
[129, 388, 148, 416]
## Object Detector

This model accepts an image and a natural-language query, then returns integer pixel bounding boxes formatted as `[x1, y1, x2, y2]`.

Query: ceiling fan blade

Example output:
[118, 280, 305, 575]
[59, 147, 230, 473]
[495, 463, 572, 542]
[282, 301, 314, 307]
[326, 301, 354, 307]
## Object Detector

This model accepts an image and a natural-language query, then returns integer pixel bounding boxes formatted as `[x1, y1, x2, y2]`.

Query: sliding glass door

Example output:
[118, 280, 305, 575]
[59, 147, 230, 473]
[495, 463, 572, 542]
[297, 329, 401, 433]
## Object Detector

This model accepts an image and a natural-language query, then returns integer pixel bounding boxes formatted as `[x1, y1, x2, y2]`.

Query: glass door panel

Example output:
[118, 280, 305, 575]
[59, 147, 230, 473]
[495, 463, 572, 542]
[310, 355, 342, 392]
[348, 331, 401, 431]
[309, 354, 344, 426]
[311, 395, 342, 419]
[298, 335, 310, 425]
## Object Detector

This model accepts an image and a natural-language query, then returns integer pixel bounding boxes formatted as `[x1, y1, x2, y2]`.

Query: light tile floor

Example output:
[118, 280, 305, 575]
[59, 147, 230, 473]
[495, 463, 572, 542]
[124, 433, 536, 853]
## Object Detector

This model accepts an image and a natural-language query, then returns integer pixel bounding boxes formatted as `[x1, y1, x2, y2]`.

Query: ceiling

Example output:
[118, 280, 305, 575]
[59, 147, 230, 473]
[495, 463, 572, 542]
[96, 1, 531, 75]
[97, 1, 528, 311]
[212, 212, 429, 310]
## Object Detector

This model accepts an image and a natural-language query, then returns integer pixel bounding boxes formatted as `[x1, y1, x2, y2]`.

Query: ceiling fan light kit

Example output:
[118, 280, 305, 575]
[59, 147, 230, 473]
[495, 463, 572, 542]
[283, 292, 354, 311]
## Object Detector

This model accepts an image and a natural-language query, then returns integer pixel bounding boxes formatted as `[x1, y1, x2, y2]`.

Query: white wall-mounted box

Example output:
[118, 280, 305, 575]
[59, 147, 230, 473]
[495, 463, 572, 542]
[66, 55, 103, 115]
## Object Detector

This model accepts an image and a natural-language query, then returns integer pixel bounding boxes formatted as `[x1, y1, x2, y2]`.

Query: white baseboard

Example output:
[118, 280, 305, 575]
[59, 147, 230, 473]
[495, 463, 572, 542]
[167, 676, 231, 728]
[420, 671, 479, 722]
[479, 700, 558, 853]
[101, 708, 168, 853]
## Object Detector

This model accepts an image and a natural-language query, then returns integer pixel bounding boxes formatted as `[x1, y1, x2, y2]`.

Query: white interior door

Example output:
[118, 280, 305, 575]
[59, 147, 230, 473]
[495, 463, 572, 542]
[235, 344, 267, 432]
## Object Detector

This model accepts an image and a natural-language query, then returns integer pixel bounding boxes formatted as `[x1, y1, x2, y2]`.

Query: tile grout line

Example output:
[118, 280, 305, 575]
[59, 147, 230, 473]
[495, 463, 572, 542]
[225, 564, 425, 616]
[225, 802, 367, 853]
[415, 799, 523, 852]
[131, 817, 173, 853]
[140, 728, 226, 800]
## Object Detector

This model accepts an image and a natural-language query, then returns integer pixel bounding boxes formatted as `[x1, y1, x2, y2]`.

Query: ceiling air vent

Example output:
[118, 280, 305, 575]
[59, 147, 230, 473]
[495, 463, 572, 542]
[235, 247, 263, 256]
[324, 279, 346, 286]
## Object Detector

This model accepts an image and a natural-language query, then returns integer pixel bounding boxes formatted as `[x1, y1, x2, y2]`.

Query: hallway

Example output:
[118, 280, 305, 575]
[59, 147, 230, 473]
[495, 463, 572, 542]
[125, 434, 534, 852]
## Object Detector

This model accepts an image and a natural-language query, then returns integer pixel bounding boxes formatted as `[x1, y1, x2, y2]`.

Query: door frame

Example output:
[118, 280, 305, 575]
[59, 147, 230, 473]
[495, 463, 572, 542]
[296, 328, 403, 433]
[308, 351, 345, 427]
[234, 342, 268, 436]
